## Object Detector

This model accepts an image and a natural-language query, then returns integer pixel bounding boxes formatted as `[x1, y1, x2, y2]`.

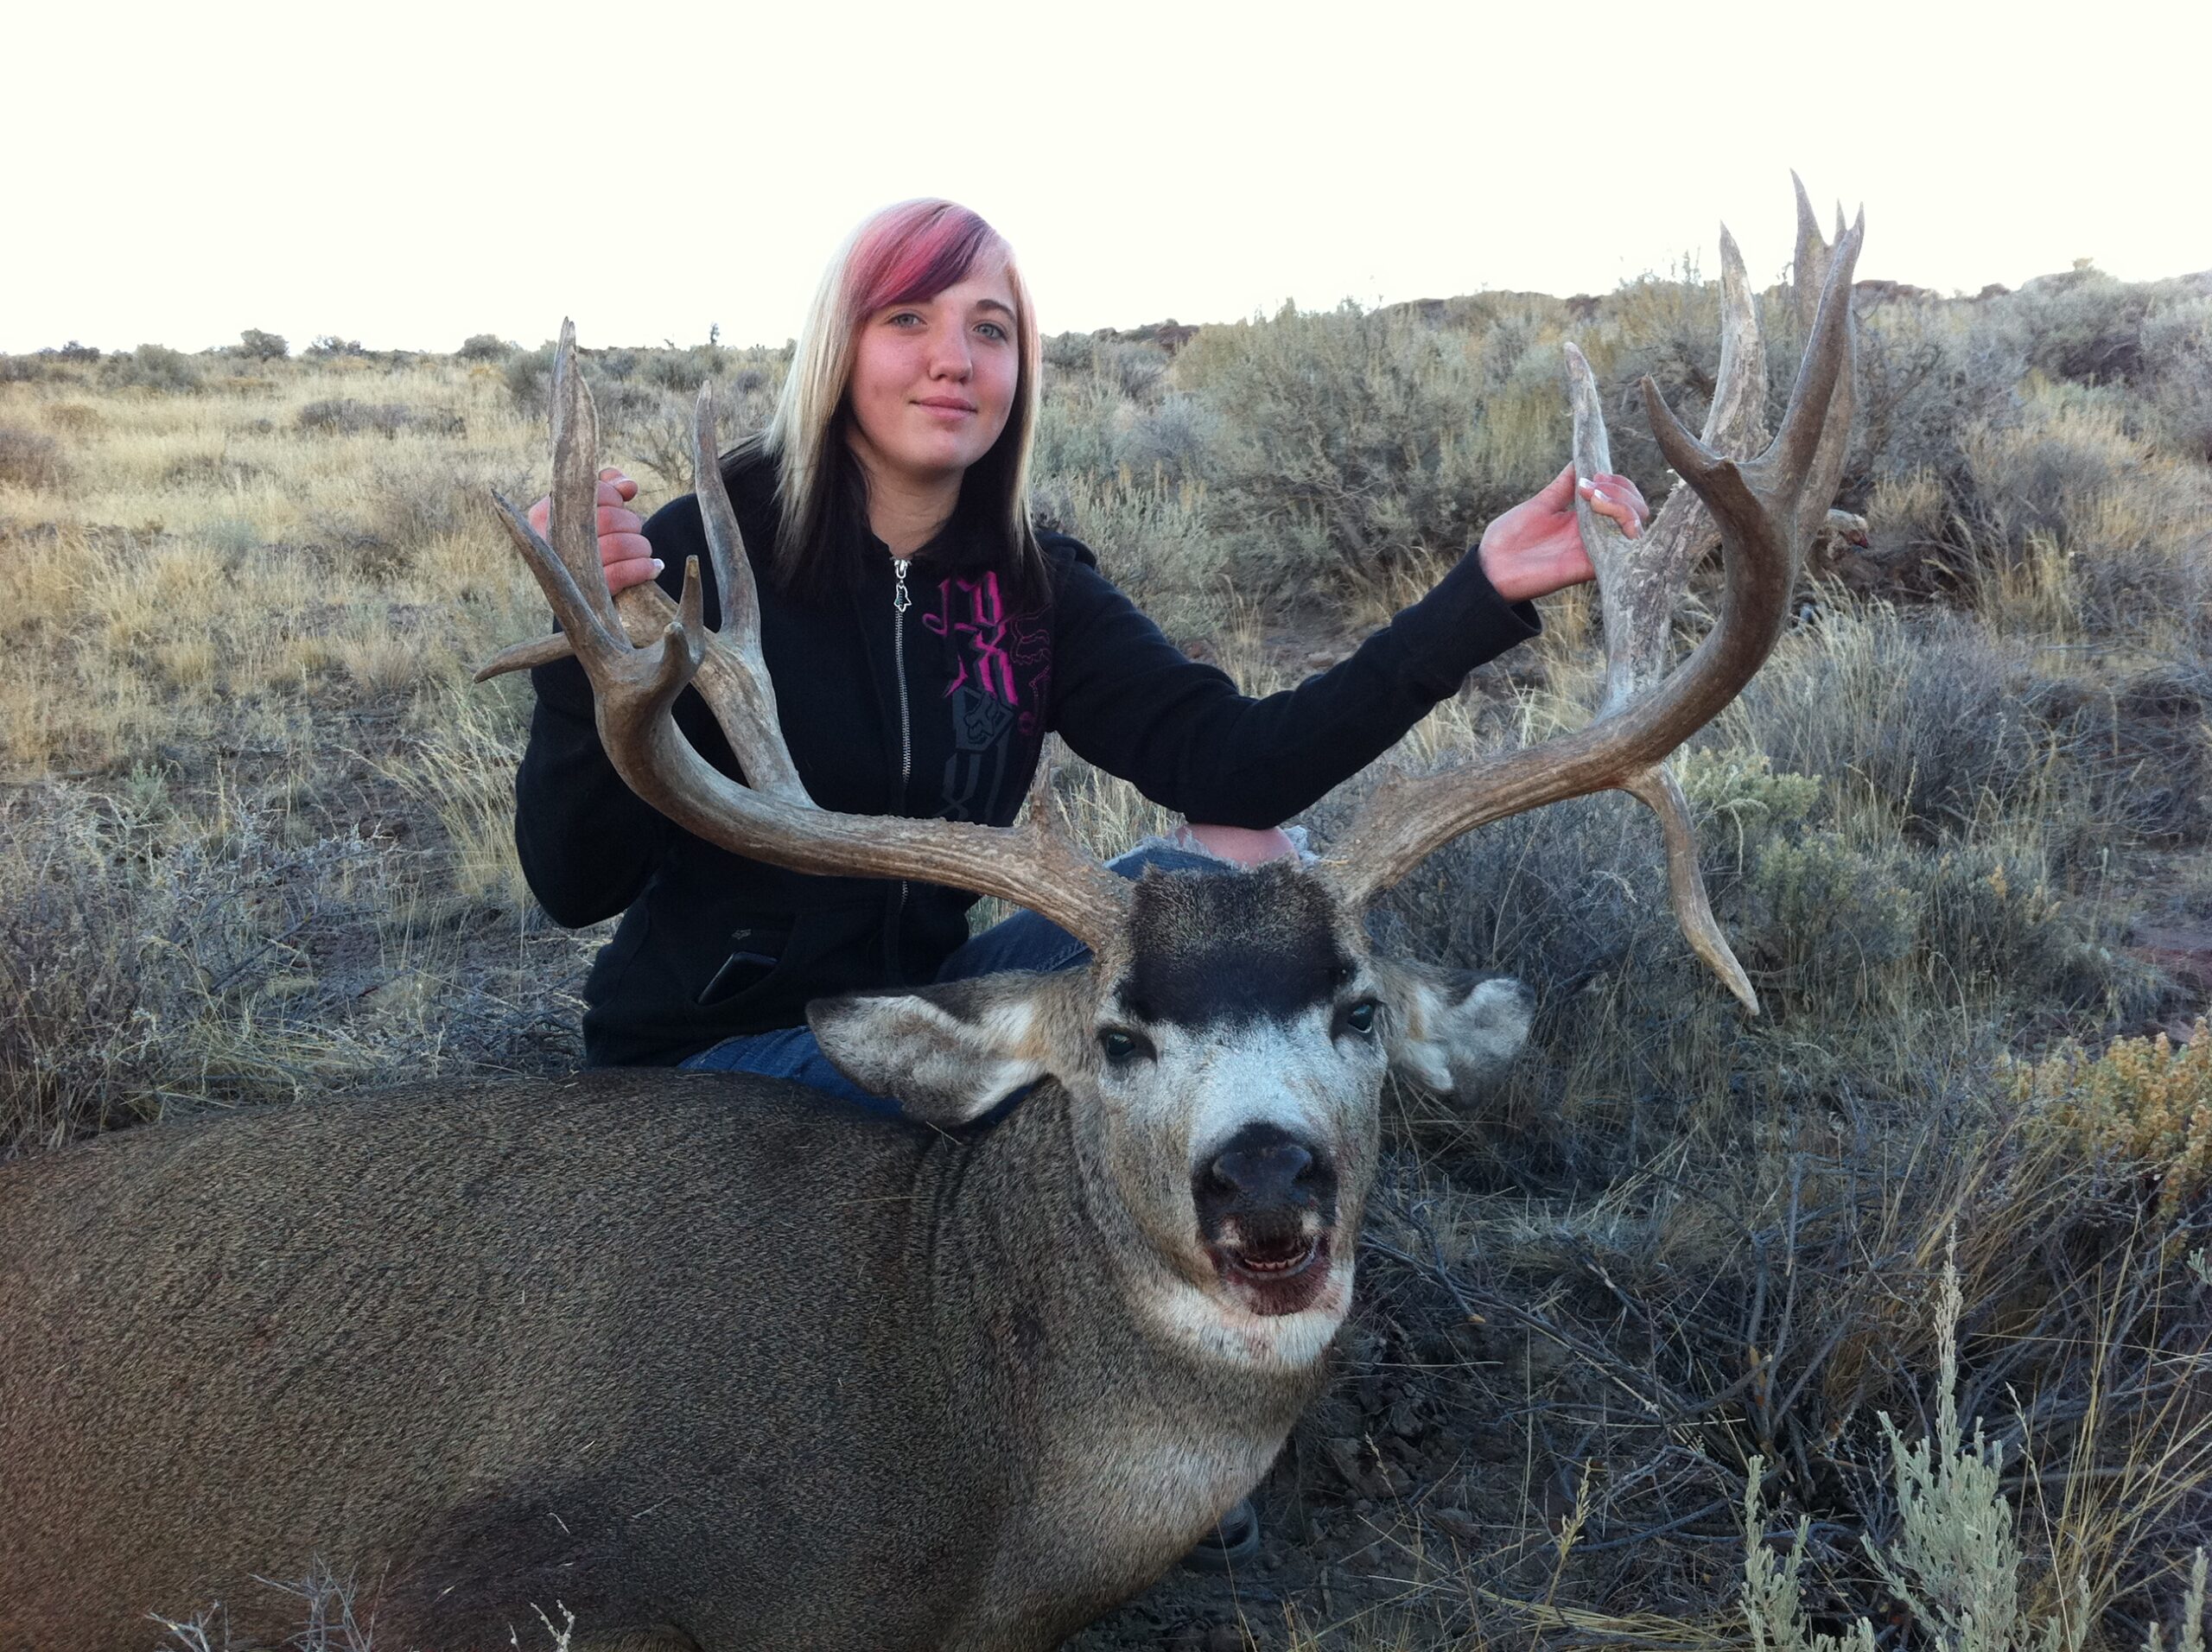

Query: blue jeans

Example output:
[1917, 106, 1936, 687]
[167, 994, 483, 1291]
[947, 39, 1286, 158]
[677, 842, 1224, 1113]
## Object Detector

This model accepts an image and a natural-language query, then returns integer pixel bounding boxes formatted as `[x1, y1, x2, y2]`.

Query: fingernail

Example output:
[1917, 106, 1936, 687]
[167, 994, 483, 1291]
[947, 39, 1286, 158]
[651, 559, 664, 573]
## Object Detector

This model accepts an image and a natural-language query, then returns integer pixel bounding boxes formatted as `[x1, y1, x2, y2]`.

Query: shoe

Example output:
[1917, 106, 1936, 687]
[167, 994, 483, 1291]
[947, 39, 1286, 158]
[1182, 1497, 1262, 1571]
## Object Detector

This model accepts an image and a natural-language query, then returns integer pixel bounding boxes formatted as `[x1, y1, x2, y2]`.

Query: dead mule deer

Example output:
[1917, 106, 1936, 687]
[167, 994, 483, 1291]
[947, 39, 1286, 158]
[0, 192, 1861, 1651]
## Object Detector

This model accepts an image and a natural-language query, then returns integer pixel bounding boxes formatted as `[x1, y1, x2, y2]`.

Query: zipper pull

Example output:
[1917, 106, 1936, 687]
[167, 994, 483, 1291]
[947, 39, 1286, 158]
[892, 557, 912, 614]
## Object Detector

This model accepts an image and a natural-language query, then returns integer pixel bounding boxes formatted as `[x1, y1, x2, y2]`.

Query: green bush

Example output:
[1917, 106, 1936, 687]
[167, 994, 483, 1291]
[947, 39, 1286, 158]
[2140, 298, 2212, 460]
[238, 328, 289, 360]
[1177, 300, 1554, 590]
[106, 344, 203, 392]
[455, 333, 514, 363]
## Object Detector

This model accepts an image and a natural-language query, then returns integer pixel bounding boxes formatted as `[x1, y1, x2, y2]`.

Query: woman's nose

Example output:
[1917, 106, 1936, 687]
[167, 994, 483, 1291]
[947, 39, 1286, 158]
[927, 332, 972, 380]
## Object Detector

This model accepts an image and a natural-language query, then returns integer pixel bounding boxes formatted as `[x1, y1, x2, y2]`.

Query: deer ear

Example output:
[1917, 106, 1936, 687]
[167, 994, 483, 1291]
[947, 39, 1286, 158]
[808, 974, 1058, 1127]
[1374, 961, 1533, 1102]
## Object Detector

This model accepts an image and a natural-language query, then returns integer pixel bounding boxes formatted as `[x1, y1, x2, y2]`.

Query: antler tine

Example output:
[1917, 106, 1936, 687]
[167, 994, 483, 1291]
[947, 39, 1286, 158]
[1791, 172, 1827, 334]
[475, 316, 669, 684]
[675, 379, 806, 802]
[477, 326, 1134, 952]
[480, 321, 635, 682]
[1736, 211, 1862, 518]
[547, 319, 620, 633]
[1783, 201, 1862, 565]
[1327, 193, 1865, 997]
[691, 379, 746, 625]
[1581, 225, 1768, 720]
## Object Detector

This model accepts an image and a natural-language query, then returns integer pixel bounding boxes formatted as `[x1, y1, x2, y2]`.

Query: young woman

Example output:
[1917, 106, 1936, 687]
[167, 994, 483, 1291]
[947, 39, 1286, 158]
[517, 198, 1647, 1096]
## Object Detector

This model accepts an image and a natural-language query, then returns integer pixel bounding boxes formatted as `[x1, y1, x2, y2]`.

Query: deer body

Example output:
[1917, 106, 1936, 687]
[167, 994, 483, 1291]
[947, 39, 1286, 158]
[0, 1067, 1338, 1651]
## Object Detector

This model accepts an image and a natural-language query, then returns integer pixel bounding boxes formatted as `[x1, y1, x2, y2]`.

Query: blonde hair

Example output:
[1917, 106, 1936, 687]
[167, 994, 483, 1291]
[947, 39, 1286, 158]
[748, 200, 1047, 605]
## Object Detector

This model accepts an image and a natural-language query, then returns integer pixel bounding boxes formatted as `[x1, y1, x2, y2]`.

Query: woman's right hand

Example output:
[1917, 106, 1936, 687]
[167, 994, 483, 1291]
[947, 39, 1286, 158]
[524, 467, 660, 594]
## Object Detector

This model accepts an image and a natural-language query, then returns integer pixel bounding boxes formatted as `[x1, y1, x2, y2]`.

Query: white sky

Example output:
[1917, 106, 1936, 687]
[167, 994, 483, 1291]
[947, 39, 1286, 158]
[8, 0, 2206, 356]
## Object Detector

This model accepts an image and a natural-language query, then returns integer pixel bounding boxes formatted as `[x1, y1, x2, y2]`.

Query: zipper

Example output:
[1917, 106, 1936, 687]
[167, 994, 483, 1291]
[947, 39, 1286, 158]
[888, 556, 913, 969]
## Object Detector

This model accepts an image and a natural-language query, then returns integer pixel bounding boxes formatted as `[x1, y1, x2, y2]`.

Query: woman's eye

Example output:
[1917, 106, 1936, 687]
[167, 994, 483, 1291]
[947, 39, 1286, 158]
[887, 311, 924, 328]
[976, 321, 1008, 341]
[1342, 1001, 1378, 1037]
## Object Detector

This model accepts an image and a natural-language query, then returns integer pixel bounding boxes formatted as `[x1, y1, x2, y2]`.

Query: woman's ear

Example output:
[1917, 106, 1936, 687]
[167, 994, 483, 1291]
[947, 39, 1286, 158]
[808, 973, 1062, 1127]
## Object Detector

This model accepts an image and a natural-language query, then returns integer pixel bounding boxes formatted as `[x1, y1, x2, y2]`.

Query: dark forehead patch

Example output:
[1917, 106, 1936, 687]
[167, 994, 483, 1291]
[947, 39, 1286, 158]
[1114, 863, 1354, 1029]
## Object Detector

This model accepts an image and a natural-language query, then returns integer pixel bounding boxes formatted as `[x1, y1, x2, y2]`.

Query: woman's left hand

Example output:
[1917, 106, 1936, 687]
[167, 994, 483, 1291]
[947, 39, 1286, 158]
[1477, 463, 1650, 603]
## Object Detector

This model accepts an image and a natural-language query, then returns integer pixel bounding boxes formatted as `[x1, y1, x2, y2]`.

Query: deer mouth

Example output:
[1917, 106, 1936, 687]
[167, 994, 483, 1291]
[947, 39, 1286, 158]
[1209, 1228, 1332, 1316]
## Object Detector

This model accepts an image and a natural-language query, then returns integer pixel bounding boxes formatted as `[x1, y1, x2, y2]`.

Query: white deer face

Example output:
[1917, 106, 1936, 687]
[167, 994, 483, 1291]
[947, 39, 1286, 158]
[810, 862, 1531, 1365]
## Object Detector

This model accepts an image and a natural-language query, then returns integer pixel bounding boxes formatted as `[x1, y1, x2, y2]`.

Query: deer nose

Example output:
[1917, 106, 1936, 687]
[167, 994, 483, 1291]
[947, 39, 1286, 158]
[1195, 1121, 1334, 1220]
[1210, 1140, 1313, 1202]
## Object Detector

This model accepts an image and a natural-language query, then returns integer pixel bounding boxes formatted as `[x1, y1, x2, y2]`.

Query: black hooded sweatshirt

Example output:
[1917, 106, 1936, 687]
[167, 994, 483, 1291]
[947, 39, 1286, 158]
[515, 459, 1540, 1067]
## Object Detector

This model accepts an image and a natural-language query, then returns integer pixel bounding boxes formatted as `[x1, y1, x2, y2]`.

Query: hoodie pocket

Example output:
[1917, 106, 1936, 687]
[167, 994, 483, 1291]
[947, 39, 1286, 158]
[695, 923, 792, 1007]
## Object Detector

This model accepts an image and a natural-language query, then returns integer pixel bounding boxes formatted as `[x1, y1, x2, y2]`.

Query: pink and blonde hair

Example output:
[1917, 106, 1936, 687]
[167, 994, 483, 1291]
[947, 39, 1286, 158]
[753, 200, 1046, 602]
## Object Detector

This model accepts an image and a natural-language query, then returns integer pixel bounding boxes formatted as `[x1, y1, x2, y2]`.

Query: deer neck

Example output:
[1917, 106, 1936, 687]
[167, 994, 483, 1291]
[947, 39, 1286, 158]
[916, 1083, 1338, 1416]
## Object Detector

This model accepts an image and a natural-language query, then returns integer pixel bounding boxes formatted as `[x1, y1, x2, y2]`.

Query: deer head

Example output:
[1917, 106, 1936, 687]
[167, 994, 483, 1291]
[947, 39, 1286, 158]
[479, 193, 1860, 1350]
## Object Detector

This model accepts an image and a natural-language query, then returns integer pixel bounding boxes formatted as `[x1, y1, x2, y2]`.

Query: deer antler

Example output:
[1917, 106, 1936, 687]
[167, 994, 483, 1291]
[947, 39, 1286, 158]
[477, 321, 1133, 951]
[1329, 198, 1864, 1016]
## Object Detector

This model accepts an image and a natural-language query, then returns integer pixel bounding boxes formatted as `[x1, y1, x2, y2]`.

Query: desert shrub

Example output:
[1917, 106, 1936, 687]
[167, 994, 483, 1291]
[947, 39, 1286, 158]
[161, 453, 265, 491]
[1853, 302, 2031, 502]
[497, 346, 542, 416]
[2017, 1022, 2212, 1213]
[1032, 469, 1225, 643]
[0, 354, 45, 384]
[637, 342, 729, 393]
[455, 332, 514, 363]
[1092, 340, 1168, 400]
[237, 328, 289, 360]
[1741, 1247, 2212, 1652]
[296, 398, 413, 437]
[626, 353, 785, 484]
[1733, 612, 2051, 842]
[305, 461, 490, 581]
[2140, 298, 2212, 461]
[1042, 329, 1096, 372]
[1110, 391, 1217, 483]
[2010, 264, 2160, 386]
[2030, 664, 2212, 849]
[305, 335, 366, 359]
[0, 425, 68, 489]
[1588, 263, 1730, 473]
[1730, 607, 2212, 879]
[1960, 384, 2143, 556]
[1031, 374, 1123, 485]
[107, 343, 204, 392]
[1177, 300, 1549, 589]
[1948, 381, 2212, 633]
[0, 788, 322, 1153]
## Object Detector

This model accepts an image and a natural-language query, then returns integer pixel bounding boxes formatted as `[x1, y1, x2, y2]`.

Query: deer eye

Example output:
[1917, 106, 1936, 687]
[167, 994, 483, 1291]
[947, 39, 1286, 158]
[1338, 1000, 1379, 1039]
[1097, 1026, 1153, 1065]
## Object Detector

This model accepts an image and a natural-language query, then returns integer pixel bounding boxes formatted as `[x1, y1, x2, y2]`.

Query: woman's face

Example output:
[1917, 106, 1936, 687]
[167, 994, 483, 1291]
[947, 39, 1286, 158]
[844, 264, 1021, 496]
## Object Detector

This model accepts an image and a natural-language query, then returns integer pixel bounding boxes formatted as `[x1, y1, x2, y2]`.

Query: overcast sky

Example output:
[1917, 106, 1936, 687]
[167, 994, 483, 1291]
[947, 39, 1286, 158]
[8, 0, 2204, 356]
